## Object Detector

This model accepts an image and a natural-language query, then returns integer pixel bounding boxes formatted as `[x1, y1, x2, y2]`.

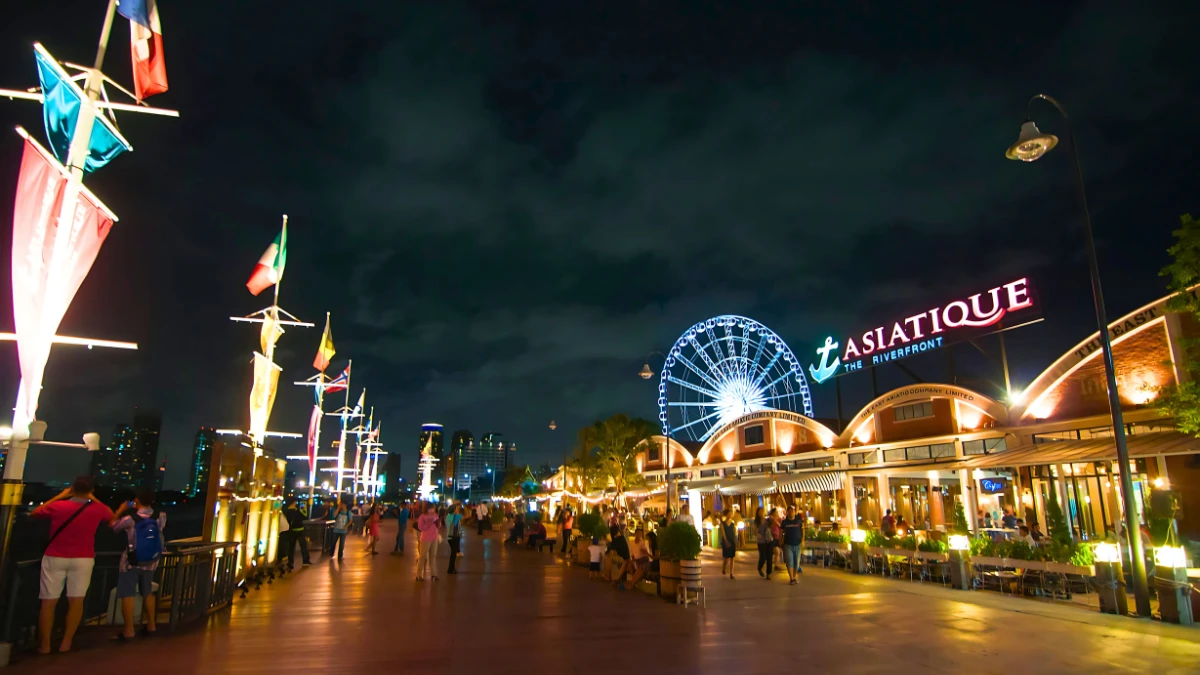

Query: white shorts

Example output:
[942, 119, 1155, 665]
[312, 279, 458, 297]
[39, 556, 95, 599]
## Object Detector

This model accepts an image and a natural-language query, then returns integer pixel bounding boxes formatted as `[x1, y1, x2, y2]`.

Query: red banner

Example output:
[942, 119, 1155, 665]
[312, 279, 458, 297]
[11, 137, 115, 425]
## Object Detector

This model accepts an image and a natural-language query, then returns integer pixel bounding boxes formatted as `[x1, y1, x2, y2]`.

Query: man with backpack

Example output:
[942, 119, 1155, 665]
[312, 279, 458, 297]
[31, 476, 116, 654]
[330, 500, 350, 561]
[111, 488, 166, 641]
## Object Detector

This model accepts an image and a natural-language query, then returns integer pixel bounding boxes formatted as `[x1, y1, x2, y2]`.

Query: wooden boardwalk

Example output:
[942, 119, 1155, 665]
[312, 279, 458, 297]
[7, 522, 1200, 674]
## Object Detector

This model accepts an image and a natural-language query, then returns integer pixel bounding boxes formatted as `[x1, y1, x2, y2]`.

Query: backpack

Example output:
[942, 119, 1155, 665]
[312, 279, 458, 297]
[128, 512, 163, 566]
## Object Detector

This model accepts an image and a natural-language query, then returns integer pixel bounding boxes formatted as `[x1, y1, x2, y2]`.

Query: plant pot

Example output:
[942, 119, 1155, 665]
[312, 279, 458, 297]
[680, 559, 702, 586]
[576, 544, 590, 567]
[660, 559, 680, 598]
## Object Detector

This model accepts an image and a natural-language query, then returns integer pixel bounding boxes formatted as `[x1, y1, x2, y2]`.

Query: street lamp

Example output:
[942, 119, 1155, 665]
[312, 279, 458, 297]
[1005, 93, 1150, 617]
[640, 351, 674, 517]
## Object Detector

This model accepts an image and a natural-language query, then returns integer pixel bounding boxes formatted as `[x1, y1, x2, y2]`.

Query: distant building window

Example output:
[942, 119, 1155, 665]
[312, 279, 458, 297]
[700, 469, 720, 478]
[849, 451, 878, 466]
[894, 401, 934, 422]
[744, 424, 765, 446]
[739, 463, 769, 474]
[647, 443, 661, 462]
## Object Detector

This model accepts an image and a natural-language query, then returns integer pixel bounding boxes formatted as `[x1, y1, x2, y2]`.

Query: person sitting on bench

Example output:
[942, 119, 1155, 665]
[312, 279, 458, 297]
[506, 514, 525, 544]
[526, 519, 547, 550]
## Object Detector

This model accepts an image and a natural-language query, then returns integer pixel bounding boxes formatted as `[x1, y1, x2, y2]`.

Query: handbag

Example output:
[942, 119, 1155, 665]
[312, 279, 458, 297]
[45, 500, 92, 553]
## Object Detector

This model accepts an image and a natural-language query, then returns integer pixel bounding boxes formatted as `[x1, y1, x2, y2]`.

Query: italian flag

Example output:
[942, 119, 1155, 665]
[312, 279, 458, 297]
[246, 223, 287, 296]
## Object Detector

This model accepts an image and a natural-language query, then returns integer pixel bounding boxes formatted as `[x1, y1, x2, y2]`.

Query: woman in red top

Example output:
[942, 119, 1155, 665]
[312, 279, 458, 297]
[364, 505, 381, 555]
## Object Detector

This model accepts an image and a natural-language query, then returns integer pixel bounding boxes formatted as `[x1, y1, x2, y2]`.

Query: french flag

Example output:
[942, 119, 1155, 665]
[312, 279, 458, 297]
[117, 0, 168, 100]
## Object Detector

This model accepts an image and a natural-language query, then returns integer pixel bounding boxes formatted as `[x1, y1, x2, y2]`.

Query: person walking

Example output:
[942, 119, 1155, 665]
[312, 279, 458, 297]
[394, 500, 410, 555]
[281, 499, 311, 568]
[364, 504, 381, 555]
[30, 476, 115, 654]
[416, 503, 440, 581]
[445, 505, 463, 574]
[781, 505, 805, 585]
[331, 501, 350, 561]
[475, 501, 489, 535]
[719, 509, 737, 579]
[754, 507, 774, 579]
[111, 489, 166, 640]
[560, 507, 574, 555]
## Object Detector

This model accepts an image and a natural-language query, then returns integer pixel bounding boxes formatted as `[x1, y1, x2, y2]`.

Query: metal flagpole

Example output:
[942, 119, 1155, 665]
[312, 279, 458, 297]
[333, 362, 352, 495]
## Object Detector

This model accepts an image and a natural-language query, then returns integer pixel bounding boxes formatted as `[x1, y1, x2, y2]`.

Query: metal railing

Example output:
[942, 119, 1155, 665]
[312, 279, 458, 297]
[1, 542, 240, 652]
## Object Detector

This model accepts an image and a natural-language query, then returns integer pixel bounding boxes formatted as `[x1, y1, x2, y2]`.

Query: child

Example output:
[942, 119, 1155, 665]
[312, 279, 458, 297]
[587, 537, 605, 579]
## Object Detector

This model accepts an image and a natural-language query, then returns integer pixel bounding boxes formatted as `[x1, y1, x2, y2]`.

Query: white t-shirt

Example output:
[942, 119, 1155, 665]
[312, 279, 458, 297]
[588, 544, 606, 563]
[476, 504, 488, 519]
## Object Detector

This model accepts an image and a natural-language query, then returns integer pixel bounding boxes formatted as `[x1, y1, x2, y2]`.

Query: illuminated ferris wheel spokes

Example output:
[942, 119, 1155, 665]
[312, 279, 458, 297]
[658, 315, 812, 442]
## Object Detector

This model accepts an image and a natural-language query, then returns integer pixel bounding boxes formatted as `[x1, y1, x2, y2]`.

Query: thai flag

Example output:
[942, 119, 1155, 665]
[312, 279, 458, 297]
[116, 0, 168, 100]
[325, 365, 350, 394]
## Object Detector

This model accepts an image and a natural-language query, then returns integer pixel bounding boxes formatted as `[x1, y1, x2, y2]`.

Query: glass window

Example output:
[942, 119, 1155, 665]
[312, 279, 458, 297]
[744, 424, 765, 446]
[647, 443, 661, 462]
[963, 438, 1006, 455]
[699, 469, 719, 478]
[849, 451, 878, 466]
[907, 446, 932, 460]
[883, 448, 907, 463]
[775, 462, 794, 472]
[893, 401, 934, 422]
[931, 443, 955, 459]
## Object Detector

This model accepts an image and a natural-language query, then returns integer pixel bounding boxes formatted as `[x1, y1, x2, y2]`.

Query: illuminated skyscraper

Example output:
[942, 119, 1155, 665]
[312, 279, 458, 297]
[418, 423, 443, 465]
[91, 423, 133, 486]
[187, 427, 217, 496]
[457, 432, 514, 493]
[446, 429, 472, 490]
[130, 412, 162, 489]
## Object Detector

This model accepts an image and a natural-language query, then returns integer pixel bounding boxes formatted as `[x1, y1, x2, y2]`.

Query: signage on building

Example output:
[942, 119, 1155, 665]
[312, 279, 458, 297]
[980, 477, 1008, 494]
[808, 278, 1039, 384]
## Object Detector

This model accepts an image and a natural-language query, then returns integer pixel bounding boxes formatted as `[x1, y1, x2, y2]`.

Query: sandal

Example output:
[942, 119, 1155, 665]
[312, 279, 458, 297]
[110, 633, 135, 643]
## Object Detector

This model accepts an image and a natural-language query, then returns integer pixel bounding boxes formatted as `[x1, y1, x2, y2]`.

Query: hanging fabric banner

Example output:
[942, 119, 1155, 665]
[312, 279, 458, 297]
[260, 312, 283, 354]
[306, 404, 321, 468]
[11, 136, 116, 427]
[248, 352, 281, 443]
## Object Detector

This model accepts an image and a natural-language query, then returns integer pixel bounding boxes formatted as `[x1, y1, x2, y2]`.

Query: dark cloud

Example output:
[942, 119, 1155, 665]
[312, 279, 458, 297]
[0, 0, 1197, 486]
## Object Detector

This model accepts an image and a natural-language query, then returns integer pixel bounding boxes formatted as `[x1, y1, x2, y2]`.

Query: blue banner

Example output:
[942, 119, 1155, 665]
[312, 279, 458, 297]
[35, 48, 130, 172]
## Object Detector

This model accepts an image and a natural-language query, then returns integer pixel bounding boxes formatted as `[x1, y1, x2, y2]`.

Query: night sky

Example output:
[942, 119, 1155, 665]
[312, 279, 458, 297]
[1, 1, 1197, 489]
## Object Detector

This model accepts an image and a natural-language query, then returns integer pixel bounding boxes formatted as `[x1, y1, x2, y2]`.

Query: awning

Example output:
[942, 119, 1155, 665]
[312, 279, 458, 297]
[677, 478, 722, 493]
[777, 471, 846, 494]
[951, 431, 1200, 470]
[717, 475, 778, 496]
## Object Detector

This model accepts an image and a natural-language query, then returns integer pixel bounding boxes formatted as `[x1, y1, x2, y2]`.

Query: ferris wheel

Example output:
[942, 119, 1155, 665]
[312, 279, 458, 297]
[658, 315, 812, 442]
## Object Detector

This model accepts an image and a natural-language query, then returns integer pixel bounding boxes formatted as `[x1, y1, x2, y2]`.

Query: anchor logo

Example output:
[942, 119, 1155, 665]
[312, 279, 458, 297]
[808, 336, 841, 384]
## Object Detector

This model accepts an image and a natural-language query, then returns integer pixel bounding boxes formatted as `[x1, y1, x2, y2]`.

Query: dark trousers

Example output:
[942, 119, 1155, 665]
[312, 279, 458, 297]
[332, 531, 347, 560]
[561, 529, 571, 553]
[285, 530, 310, 566]
[477, 518, 485, 535]
[395, 523, 407, 553]
[447, 536, 461, 572]
[757, 542, 774, 576]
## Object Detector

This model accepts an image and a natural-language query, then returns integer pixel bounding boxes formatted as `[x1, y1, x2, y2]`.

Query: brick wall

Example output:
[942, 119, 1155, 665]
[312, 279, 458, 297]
[1037, 323, 1173, 420]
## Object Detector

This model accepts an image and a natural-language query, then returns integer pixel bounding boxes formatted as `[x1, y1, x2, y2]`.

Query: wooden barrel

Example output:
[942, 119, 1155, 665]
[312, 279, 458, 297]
[680, 559, 702, 584]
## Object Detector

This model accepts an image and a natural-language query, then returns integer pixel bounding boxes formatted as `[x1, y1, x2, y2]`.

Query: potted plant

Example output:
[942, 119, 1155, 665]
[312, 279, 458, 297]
[659, 522, 701, 599]
[575, 510, 607, 566]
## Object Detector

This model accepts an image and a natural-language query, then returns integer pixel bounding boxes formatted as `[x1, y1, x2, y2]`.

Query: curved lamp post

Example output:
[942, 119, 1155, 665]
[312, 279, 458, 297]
[640, 351, 674, 516]
[1005, 94, 1150, 617]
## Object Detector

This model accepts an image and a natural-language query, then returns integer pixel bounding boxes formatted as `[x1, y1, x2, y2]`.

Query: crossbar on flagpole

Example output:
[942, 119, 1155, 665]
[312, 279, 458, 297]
[0, 89, 180, 118]
[0, 333, 137, 350]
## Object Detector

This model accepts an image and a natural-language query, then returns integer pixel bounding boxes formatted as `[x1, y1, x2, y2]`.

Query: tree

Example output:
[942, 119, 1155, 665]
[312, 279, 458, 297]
[565, 442, 605, 496]
[952, 501, 970, 534]
[1157, 214, 1200, 434]
[1046, 487, 1072, 546]
[577, 414, 656, 497]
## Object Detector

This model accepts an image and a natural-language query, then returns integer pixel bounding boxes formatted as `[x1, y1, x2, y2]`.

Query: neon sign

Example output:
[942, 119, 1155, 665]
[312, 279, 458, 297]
[809, 278, 1037, 384]
[980, 478, 1008, 494]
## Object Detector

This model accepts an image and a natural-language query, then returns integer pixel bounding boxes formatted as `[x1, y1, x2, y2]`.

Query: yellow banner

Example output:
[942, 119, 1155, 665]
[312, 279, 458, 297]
[260, 314, 284, 355]
[249, 352, 281, 442]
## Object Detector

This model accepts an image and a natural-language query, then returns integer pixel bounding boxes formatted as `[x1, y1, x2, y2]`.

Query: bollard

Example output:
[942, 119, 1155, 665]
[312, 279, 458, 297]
[1154, 546, 1194, 625]
[948, 549, 971, 590]
[1094, 560, 1129, 616]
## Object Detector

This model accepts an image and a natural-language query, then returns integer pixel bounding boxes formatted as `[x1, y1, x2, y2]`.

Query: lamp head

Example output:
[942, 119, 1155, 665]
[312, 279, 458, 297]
[1005, 120, 1058, 162]
[548, 420, 557, 431]
[638, 363, 654, 380]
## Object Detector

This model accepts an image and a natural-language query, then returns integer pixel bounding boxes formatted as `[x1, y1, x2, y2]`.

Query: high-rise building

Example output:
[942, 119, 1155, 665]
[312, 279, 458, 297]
[155, 459, 167, 492]
[188, 427, 217, 496]
[418, 422, 443, 466]
[446, 429, 472, 490]
[382, 453, 402, 500]
[457, 432, 515, 495]
[130, 412, 162, 489]
[91, 423, 133, 486]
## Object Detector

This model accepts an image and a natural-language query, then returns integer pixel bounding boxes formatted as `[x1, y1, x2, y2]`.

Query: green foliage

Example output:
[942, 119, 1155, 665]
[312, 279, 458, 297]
[576, 510, 608, 540]
[952, 501, 970, 535]
[1070, 543, 1095, 567]
[918, 539, 948, 553]
[659, 522, 702, 561]
[577, 415, 657, 495]
[489, 508, 505, 525]
[867, 530, 917, 550]
[1006, 541, 1034, 561]
[1158, 214, 1200, 434]
[805, 529, 848, 544]
[866, 530, 887, 547]
[1045, 489, 1072, 546]
[970, 535, 995, 557]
